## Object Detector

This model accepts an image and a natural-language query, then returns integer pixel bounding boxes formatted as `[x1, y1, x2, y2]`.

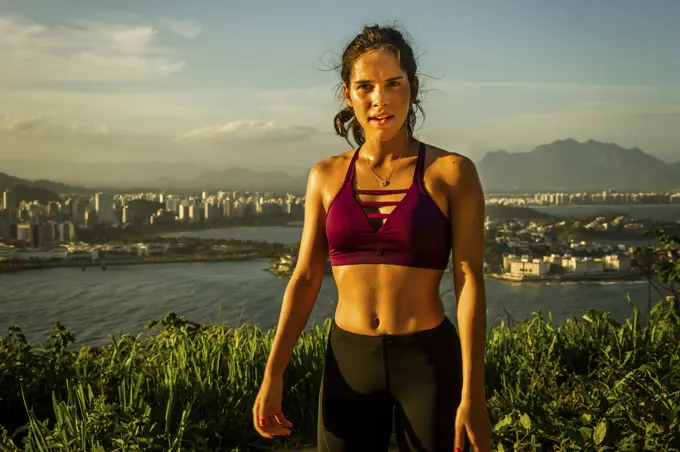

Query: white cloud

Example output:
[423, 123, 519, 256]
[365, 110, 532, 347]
[163, 19, 202, 39]
[0, 115, 325, 159]
[179, 120, 317, 143]
[0, 14, 186, 82]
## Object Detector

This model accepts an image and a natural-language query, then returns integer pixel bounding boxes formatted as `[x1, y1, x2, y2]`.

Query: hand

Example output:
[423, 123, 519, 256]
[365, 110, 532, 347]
[252, 375, 294, 439]
[454, 399, 492, 452]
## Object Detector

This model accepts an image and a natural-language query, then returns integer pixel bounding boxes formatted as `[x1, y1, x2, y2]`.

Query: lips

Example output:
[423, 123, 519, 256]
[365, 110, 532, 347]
[369, 115, 394, 126]
[369, 114, 393, 121]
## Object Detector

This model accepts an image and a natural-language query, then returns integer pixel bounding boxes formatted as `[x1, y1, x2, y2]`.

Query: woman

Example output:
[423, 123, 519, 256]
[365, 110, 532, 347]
[253, 23, 492, 452]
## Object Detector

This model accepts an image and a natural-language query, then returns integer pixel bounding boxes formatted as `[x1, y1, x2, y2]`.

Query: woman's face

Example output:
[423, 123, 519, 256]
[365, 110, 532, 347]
[344, 48, 417, 143]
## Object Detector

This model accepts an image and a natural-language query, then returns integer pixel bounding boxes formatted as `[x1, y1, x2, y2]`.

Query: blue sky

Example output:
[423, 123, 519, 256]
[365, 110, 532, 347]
[1, 0, 678, 182]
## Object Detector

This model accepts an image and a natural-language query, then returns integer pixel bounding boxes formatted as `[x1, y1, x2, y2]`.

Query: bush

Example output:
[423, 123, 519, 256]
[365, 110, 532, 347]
[1, 298, 678, 451]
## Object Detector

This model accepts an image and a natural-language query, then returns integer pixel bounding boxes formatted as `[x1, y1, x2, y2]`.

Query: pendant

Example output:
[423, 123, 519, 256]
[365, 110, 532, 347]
[381, 180, 389, 187]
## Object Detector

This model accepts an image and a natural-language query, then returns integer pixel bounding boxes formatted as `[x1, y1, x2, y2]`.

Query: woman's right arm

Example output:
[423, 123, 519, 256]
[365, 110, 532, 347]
[262, 161, 329, 381]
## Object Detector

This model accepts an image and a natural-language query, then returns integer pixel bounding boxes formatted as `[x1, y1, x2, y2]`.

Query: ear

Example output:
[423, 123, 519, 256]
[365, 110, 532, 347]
[343, 83, 352, 107]
[411, 76, 420, 102]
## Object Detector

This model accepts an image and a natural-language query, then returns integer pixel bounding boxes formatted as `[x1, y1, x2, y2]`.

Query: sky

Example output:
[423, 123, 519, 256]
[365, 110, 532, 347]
[1, 0, 679, 183]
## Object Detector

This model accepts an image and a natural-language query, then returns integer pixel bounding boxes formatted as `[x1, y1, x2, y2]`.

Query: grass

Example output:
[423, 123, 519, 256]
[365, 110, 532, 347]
[0, 295, 678, 451]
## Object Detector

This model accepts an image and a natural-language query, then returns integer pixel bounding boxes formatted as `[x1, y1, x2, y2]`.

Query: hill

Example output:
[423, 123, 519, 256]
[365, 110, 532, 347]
[0, 173, 68, 206]
[0, 172, 86, 197]
[151, 167, 309, 194]
[477, 139, 679, 192]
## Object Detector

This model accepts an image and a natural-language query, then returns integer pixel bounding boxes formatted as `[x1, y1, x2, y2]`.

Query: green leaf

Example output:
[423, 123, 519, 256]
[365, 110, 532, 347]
[519, 413, 532, 430]
[579, 426, 593, 441]
[494, 415, 513, 432]
[593, 420, 607, 445]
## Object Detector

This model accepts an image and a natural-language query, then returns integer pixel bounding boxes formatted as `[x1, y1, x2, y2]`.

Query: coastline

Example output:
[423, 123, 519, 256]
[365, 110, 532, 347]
[3, 255, 646, 285]
[0, 255, 271, 274]
[486, 270, 645, 284]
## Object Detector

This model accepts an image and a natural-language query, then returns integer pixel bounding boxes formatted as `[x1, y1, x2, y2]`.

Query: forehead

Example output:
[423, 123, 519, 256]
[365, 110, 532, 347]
[350, 49, 405, 82]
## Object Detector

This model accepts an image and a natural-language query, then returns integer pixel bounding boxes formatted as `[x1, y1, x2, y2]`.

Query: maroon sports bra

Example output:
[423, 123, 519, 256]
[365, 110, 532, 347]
[325, 142, 451, 270]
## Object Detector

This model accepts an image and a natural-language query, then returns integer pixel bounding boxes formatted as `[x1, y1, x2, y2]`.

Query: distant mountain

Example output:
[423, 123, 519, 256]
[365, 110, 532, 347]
[0, 158, 312, 188]
[151, 167, 310, 194]
[0, 172, 87, 196]
[477, 139, 679, 192]
[0, 174, 62, 206]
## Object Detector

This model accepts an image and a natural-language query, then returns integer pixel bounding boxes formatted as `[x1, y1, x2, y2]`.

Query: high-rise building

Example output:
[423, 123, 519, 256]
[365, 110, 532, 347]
[58, 222, 76, 242]
[43, 221, 59, 243]
[122, 205, 133, 224]
[95, 193, 115, 224]
[2, 189, 16, 210]
[16, 223, 41, 247]
[47, 201, 61, 217]
[2, 189, 17, 225]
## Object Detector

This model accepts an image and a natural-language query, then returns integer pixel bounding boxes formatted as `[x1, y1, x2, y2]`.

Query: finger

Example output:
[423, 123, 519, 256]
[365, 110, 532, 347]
[274, 412, 294, 428]
[262, 418, 291, 437]
[267, 414, 292, 436]
[259, 409, 292, 438]
[252, 402, 274, 439]
[454, 418, 466, 452]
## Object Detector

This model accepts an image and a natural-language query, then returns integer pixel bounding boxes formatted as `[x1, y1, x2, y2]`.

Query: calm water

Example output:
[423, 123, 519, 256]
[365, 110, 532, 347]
[2, 204, 675, 347]
[1, 260, 653, 347]
[532, 204, 680, 221]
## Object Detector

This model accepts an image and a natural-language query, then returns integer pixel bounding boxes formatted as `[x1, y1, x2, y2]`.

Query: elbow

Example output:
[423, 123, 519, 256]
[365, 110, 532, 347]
[290, 265, 324, 290]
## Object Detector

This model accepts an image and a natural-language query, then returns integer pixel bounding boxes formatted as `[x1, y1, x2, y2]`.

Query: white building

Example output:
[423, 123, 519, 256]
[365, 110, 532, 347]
[605, 254, 632, 271]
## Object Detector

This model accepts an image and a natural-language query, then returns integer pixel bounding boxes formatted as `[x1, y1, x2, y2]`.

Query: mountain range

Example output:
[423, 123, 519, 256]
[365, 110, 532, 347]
[1, 139, 678, 196]
[477, 139, 679, 192]
[0, 173, 68, 206]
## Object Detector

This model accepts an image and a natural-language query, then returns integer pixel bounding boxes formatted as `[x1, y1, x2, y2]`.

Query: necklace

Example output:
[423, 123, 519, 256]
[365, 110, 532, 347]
[363, 149, 405, 187]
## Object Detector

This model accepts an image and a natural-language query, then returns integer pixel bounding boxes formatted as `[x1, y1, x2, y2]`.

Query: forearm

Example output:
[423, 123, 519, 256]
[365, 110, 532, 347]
[264, 274, 322, 380]
[457, 279, 487, 401]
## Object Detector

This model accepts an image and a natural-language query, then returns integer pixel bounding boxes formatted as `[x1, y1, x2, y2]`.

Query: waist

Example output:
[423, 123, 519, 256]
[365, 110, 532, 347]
[332, 265, 446, 335]
[331, 316, 457, 346]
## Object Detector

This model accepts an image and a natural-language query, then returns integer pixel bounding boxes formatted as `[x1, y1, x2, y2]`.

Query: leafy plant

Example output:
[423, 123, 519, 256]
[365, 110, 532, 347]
[1, 230, 678, 451]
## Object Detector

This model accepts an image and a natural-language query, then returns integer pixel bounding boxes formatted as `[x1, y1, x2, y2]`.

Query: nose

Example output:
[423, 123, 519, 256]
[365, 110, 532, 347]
[370, 84, 387, 106]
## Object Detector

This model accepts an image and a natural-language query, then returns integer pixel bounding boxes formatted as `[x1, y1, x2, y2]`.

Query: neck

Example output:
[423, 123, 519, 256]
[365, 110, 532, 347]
[362, 130, 415, 163]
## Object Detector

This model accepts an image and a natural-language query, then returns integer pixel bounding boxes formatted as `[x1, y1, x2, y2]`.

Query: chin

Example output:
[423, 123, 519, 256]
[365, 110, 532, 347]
[373, 127, 405, 143]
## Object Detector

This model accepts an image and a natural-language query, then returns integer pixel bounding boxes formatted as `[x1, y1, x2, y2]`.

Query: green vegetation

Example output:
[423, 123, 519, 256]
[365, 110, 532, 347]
[1, 231, 678, 451]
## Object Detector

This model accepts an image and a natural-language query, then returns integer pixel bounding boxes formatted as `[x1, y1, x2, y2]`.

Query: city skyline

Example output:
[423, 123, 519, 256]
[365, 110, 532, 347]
[1, 0, 679, 184]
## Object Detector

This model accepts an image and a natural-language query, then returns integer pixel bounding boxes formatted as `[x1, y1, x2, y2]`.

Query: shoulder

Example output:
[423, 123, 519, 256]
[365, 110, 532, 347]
[425, 143, 479, 188]
[310, 148, 357, 176]
[305, 148, 357, 194]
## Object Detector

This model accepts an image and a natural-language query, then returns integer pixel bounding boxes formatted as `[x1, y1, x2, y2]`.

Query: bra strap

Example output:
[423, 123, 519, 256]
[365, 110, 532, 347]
[344, 146, 362, 182]
[413, 141, 426, 188]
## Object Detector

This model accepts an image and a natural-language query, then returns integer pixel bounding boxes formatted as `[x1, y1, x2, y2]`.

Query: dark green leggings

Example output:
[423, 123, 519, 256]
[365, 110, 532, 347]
[317, 317, 469, 452]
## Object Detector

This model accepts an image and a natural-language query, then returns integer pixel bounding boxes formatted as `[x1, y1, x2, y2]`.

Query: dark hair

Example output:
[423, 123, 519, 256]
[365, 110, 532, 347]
[333, 23, 425, 147]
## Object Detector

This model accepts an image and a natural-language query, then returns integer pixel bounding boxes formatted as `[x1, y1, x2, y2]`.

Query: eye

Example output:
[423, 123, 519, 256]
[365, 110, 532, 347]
[357, 84, 371, 91]
[388, 80, 401, 87]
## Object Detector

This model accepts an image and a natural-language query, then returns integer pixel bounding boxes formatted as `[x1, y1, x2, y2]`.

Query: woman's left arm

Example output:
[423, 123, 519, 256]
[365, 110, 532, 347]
[447, 155, 491, 451]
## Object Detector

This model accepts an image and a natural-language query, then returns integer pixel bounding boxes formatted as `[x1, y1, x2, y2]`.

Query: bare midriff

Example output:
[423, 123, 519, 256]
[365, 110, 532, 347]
[331, 264, 447, 336]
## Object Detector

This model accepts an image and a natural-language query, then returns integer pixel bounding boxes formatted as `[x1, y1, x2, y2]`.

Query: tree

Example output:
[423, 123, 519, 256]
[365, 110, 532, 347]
[633, 229, 679, 326]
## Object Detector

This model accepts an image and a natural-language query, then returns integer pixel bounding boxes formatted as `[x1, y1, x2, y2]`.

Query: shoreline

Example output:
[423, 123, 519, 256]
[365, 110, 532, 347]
[486, 270, 645, 284]
[0, 255, 271, 274]
[2, 258, 646, 285]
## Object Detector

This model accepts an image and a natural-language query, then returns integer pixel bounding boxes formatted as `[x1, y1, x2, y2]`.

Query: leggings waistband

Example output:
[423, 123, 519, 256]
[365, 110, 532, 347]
[331, 317, 456, 347]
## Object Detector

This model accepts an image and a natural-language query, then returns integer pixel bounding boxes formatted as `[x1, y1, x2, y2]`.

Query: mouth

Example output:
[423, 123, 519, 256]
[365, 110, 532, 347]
[369, 115, 394, 126]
